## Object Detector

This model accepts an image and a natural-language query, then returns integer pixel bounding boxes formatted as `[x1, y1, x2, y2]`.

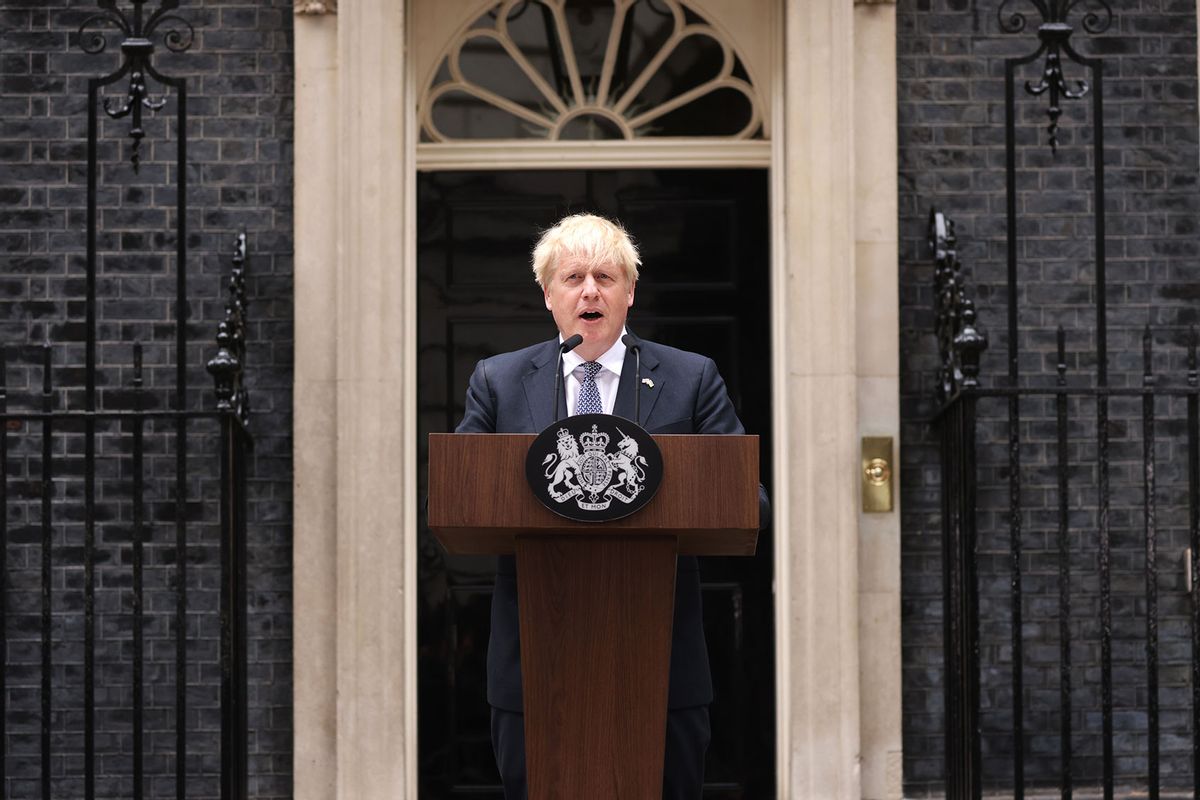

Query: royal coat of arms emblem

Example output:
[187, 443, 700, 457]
[525, 413, 663, 521]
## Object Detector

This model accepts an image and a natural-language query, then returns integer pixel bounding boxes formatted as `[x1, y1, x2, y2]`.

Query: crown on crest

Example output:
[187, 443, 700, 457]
[580, 424, 610, 453]
[556, 427, 576, 449]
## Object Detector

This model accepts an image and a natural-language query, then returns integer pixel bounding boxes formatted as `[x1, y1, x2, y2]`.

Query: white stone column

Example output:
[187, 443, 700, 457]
[292, 5, 339, 800]
[853, 2, 903, 799]
[333, 0, 415, 797]
[780, 0, 863, 796]
[295, 0, 417, 795]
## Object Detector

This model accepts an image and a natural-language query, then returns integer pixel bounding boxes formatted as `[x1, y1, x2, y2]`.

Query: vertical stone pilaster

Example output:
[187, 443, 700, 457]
[293, 10, 340, 800]
[781, 0, 862, 796]
[335, 1, 414, 798]
[853, 3, 903, 799]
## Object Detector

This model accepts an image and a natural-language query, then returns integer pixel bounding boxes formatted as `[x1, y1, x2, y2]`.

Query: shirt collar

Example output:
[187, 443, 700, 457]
[561, 328, 627, 377]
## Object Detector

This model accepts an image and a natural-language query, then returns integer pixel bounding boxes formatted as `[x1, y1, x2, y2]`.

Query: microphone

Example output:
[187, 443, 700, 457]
[622, 334, 641, 425]
[552, 334, 583, 423]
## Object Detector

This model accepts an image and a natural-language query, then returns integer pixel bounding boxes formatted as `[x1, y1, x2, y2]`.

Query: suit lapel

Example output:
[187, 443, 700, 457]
[522, 339, 564, 432]
[613, 335, 663, 427]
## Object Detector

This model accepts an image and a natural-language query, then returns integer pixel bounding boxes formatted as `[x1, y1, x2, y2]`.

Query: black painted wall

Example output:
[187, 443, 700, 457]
[0, 1, 292, 797]
[899, 0, 1200, 794]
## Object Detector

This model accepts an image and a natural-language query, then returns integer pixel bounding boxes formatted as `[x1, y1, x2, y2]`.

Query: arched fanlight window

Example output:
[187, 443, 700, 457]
[418, 0, 764, 142]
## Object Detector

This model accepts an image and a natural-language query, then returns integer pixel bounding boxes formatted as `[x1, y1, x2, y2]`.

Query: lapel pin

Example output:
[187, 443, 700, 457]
[641, 378, 654, 389]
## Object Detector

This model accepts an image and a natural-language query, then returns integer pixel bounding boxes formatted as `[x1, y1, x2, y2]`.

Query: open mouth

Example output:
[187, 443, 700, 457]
[580, 311, 603, 321]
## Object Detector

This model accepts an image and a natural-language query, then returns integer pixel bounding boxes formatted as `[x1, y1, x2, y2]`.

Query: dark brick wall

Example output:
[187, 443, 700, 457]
[0, 1, 292, 797]
[899, 0, 1200, 794]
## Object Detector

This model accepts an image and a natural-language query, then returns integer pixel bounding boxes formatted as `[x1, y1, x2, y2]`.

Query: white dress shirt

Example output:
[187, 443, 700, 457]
[561, 329, 627, 416]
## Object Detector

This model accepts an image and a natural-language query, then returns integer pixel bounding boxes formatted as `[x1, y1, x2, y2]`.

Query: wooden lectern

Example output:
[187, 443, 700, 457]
[427, 432, 760, 800]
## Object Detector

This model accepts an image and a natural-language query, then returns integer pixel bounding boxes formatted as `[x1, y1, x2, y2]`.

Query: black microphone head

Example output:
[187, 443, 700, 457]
[561, 333, 584, 352]
[621, 333, 640, 350]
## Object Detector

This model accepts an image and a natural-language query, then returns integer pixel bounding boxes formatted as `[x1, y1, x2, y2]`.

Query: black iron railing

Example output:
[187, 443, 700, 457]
[932, 208, 1200, 799]
[929, 2, 1200, 796]
[932, 210, 986, 800]
[0, 3, 252, 799]
[0, 232, 250, 800]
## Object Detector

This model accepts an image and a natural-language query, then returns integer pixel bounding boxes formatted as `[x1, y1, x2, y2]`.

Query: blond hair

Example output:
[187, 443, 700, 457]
[531, 213, 641, 288]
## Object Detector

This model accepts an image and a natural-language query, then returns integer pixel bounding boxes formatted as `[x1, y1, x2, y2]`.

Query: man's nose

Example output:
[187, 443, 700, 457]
[581, 275, 599, 297]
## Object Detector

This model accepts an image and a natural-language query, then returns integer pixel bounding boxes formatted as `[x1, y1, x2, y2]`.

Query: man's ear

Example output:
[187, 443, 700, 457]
[627, 281, 636, 307]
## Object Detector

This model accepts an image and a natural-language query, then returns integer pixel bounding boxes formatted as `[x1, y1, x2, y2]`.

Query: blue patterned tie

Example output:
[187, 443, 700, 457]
[575, 361, 604, 415]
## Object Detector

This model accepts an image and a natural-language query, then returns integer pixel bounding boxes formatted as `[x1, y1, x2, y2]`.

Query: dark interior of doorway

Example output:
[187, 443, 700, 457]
[416, 168, 774, 798]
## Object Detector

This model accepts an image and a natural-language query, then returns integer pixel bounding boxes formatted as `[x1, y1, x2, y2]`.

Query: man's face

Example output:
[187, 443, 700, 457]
[543, 256, 635, 361]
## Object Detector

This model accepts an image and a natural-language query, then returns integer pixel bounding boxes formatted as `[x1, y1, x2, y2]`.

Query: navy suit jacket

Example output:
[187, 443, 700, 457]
[455, 333, 767, 712]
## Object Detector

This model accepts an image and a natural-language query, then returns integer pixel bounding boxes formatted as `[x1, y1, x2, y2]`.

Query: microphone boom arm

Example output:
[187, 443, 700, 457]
[552, 333, 584, 423]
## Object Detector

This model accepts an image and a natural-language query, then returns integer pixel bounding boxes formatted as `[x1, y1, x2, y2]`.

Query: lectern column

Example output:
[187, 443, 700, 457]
[516, 535, 677, 800]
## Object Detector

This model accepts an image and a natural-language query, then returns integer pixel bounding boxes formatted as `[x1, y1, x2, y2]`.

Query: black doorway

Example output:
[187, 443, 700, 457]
[416, 168, 774, 798]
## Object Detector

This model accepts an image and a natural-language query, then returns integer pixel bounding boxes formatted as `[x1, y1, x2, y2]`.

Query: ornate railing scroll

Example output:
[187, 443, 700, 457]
[930, 209, 988, 406]
[208, 231, 251, 427]
[77, 0, 195, 171]
[997, 0, 1112, 154]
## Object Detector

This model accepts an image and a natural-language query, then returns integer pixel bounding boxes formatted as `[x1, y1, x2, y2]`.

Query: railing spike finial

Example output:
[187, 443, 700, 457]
[931, 208, 988, 401]
[207, 231, 250, 426]
[955, 299, 988, 388]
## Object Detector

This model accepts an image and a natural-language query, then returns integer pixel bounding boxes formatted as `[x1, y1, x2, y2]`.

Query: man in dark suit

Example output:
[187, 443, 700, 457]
[455, 213, 767, 800]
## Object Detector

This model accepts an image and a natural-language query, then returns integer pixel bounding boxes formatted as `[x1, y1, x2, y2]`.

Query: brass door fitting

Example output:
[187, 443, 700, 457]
[861, 436, 894, 513]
